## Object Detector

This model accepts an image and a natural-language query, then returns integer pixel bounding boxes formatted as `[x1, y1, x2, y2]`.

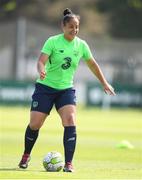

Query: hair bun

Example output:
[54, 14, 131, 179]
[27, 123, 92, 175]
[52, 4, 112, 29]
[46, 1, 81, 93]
[63, 8, 72, 16]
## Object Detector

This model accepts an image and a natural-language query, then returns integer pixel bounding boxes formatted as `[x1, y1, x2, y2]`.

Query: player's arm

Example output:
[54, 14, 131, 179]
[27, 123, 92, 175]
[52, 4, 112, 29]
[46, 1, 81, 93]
[86, 58, 115, 95]
[37, 53, 49, 80]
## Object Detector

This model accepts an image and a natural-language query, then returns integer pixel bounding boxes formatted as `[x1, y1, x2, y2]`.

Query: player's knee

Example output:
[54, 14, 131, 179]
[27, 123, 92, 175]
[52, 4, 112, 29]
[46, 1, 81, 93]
[29, 122, 42, 130]
[62, 113, 76, 126]
[67, 113, 76, 125]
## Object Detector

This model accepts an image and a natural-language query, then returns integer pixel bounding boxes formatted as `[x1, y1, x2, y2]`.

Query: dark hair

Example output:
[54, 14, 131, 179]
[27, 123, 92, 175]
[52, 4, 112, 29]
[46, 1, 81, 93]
[62, 8, 80, 26]
[63, 8, 73, 16]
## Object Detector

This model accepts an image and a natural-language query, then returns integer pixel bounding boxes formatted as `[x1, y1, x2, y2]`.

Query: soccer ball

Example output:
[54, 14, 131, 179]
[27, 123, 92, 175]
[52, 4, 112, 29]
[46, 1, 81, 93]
[43, 151, 64, 172]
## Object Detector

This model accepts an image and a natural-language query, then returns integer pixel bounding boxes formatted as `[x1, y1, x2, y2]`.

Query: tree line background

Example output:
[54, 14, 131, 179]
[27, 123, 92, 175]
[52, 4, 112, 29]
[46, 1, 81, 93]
[0, 0, 142, 39]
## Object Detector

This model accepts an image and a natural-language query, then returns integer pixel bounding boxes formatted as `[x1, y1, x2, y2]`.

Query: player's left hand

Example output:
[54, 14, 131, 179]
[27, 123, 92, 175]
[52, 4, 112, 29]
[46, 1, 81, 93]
[103, 83, 116, 95]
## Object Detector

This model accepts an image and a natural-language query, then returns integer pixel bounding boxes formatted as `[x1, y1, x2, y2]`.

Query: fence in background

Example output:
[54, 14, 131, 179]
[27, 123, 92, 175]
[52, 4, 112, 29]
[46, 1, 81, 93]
[0, 80, 142, 107]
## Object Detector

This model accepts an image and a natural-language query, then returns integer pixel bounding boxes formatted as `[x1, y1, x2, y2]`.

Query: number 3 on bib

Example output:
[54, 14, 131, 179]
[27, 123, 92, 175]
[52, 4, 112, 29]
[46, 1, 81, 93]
[61, 57, 72, 70]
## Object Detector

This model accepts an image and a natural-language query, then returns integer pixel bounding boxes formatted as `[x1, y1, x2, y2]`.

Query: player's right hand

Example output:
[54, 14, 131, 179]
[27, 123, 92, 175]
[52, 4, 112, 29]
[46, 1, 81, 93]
[40, 71, 46, 80]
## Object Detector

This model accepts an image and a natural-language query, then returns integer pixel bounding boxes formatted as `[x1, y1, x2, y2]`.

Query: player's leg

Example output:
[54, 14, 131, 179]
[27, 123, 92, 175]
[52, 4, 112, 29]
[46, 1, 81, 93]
[19, 83, 54, 169]
[18, 111, 48, 169]
[24, 111, 48, 154]
[58, 105, 76, 172]
[55, 88, 76, 172]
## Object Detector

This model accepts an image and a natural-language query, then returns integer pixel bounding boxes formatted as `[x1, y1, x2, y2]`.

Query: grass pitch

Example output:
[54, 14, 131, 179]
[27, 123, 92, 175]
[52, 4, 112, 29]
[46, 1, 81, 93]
[0, 106, 142, 179]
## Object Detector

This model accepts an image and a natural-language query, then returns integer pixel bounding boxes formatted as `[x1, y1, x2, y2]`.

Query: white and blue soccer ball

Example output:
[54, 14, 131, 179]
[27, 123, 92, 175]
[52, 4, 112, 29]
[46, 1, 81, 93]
[43, 151, 64, 172]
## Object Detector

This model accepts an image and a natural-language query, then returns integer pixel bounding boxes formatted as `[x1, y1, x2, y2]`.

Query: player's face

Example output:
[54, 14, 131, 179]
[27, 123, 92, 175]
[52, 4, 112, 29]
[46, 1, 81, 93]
[62, 17, 79, 41]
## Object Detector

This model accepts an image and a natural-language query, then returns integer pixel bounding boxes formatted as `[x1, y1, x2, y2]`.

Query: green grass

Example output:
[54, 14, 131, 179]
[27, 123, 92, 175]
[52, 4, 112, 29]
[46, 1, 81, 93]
[0, 106, 142, 179]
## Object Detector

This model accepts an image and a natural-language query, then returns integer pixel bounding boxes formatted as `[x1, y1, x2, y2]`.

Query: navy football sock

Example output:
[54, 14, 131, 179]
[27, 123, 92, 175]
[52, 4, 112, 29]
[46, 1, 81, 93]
[63, 126, 77, 163]
[24, 125, 39, 154]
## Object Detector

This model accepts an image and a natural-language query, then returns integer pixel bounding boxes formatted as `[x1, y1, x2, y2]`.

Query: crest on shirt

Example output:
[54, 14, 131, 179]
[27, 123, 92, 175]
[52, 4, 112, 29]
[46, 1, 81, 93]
[73, 50, 79, 56]
[59, 49, 64, 53]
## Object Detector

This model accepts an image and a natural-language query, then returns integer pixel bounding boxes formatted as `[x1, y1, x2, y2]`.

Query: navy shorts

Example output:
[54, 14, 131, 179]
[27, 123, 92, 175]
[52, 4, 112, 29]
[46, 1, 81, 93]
[31, 83, 76, 114]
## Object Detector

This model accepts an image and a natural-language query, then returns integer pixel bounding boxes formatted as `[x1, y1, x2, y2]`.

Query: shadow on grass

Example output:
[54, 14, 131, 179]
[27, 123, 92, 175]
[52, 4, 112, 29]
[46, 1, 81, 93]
[0, 168, 55, 173]
[0, 168, 20, 171]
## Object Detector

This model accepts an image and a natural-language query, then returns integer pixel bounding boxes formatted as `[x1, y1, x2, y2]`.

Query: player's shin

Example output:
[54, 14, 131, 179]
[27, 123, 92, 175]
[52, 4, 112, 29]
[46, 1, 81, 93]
[24, 125, 39, 154]
[63, 126, 77, 164]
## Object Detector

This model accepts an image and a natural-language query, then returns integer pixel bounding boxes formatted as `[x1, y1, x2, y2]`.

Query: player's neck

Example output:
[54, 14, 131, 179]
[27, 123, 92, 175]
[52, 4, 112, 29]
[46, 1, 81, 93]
[63, 34, 75, 42]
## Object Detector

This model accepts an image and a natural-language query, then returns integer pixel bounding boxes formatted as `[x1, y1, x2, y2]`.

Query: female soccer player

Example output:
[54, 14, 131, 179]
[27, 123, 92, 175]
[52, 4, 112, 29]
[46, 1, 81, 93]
[19, 8, 115, 172]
